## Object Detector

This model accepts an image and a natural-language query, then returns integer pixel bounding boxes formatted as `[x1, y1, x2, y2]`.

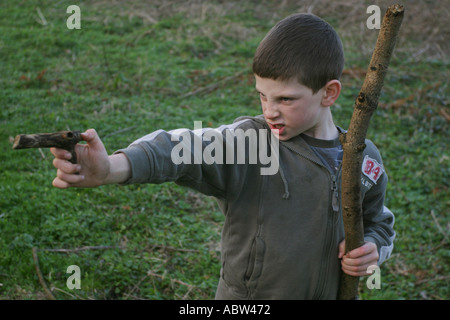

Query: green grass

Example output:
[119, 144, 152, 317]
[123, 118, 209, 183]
[0, 0, 448, 300]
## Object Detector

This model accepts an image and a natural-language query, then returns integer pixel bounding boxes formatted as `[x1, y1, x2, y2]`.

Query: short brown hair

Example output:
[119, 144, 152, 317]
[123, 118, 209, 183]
[252, 13, 344, 93]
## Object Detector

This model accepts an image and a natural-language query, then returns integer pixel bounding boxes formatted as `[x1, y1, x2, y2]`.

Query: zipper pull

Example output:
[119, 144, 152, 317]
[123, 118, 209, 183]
[331, 175, 339, 213]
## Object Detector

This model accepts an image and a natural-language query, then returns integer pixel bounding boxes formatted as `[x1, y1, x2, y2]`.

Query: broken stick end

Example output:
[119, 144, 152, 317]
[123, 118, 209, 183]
[388, 4, 405, 16]
[12, 135, 23, 149]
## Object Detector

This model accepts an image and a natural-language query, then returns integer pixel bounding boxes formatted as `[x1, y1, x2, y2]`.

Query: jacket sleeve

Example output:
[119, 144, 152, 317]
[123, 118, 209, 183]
[113, 128, 229, 199]
[113, 118, 264, 200]
[361, 140, 396, 265]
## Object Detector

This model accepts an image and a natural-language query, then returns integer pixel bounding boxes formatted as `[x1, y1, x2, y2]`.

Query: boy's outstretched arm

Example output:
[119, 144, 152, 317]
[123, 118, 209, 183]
[51, 129, 131, 188]
[338, 240, 379, 277]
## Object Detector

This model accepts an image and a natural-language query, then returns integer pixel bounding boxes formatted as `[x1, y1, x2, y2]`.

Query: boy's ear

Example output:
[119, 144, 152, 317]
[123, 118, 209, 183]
[321, 80, 341, 107]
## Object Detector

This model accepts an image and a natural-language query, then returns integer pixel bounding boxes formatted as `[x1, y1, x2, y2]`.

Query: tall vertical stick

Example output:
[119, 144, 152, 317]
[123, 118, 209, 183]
[338, 5, 404, 300]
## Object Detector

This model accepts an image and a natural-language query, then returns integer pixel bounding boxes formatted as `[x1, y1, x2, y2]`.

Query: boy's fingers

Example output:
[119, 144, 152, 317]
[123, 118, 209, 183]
[82, 129, 102, 149]
[346, 242, 378, 259]
[341, 264, 371, 277]
[50, 147, 72, 160]
[52, 177, 70, 189]
[338, 240, 345, 259]
[343, 253, 376, 267]
[341, 244, 379, 277]
[342, 255, 366, 267]
[340, 241, 379, 277]
[56, 169, 85, 184]
[345, 246, 365, 259]
[53, 158, 81, 174]
[342, 257, 377, 274]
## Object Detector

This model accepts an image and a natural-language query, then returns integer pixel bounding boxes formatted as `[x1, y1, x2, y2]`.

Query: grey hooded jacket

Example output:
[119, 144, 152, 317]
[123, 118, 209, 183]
[116, 115, 395, 299]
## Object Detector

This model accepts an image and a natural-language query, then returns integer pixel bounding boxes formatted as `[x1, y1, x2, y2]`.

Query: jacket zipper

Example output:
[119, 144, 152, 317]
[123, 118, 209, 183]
[281, 143, 341, 299]
[331, 174, 340, 213]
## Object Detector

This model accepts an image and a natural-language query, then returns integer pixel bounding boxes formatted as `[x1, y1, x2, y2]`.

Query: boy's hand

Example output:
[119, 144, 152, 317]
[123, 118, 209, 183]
[338, 240, 379, 277]
[51, 129, 110, 188]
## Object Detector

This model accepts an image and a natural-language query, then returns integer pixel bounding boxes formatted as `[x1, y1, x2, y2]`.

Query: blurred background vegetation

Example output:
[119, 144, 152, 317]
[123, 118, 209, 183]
[0, 0, 448, 299]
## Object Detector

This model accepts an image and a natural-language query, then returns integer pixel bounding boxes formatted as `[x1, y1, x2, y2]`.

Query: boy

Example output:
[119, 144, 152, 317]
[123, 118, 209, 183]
[51, 13, 395, 299]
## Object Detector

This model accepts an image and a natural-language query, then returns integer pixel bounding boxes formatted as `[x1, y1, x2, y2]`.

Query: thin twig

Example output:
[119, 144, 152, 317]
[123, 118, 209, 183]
[38, 148, 46, 160]
[181, 70, 247, 98]
[40, 245, 126, 253]
[35, 7, 48, 26]
[124, 273, 149, 299]
[31, 247, 56, 300]
[51, 286, 78, 299]
[146, 270, 196, 299]
[415, 275, 450, 285]
[147, 244, 200, 253]
[430, 210, 448, 240]
[103, 126, 138, 139]
[40, 244, 197, 254]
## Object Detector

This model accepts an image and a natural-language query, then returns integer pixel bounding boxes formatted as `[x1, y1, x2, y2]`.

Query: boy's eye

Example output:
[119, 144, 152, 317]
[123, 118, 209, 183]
[280, 97, 292, 102]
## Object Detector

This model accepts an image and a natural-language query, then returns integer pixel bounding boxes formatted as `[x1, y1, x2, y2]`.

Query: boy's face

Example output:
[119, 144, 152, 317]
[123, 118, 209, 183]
[255, 75, 330, 141]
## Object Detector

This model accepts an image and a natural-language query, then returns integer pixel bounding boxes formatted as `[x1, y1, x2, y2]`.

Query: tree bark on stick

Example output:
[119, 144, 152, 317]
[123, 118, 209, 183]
[12, 131, 81, 164]
[337, 5, 404, 300]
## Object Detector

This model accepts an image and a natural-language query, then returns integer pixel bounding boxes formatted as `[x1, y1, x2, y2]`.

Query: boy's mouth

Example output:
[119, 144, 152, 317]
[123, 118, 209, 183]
[268, 123, 285, 135]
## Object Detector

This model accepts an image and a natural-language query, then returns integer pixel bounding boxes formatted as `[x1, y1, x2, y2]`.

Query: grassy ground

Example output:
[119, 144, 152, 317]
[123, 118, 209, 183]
[0, 0, 448, 300]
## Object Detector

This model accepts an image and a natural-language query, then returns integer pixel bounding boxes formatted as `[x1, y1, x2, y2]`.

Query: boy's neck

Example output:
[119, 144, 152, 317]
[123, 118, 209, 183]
[303, 112, 339, 141]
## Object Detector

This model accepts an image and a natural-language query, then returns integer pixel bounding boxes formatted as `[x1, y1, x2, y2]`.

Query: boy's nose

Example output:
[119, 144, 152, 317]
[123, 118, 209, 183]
[263, 102, 281, 119]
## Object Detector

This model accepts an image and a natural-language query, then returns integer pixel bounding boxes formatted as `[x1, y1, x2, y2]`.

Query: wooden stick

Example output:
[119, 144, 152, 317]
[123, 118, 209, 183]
[338, 5, 404, 300]
[12, 130, 81, 164]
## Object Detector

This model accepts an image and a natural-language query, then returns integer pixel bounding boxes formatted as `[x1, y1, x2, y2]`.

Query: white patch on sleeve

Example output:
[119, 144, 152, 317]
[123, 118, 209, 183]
[362, 155, 384, 184]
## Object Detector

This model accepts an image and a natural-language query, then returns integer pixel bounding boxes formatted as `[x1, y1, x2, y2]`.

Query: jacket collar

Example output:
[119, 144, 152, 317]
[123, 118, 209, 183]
[242, 114, 345, 165]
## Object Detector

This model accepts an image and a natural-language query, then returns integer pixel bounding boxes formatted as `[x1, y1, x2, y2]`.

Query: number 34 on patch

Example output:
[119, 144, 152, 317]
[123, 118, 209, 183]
[362, 155, 384, 184]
